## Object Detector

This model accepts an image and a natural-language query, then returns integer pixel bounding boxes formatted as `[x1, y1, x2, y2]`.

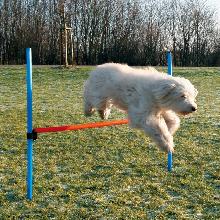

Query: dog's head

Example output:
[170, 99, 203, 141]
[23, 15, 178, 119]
[154, 77, 198, 115]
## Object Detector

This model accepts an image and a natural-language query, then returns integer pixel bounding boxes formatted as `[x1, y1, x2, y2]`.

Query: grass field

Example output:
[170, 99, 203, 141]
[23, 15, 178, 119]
[0, 65, 219, 219]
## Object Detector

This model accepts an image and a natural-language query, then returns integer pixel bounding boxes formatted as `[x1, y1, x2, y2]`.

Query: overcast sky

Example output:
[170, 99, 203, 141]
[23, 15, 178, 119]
[206, 0, 220, 25]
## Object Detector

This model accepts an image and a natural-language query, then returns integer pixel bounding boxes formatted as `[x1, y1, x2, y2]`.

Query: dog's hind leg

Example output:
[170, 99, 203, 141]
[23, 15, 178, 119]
[84, 81, 95, 117]
[97, 100, 112, 120]
[84, 80, 97, 117]
[98, 108, 111, 120]
[162, 111, 180, 135]
[84, 98, 95, 117]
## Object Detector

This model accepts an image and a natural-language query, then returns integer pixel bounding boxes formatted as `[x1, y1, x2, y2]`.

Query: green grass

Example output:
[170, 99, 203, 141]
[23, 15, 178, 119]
[0, 65, 219, 219]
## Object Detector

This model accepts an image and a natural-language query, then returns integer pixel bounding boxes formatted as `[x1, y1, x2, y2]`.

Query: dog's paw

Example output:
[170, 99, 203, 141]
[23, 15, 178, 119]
[98, 109, 111, 120]
[159, 141, 174, 153]
[84, 108, 95, 117]
[168, 145, 174, 153]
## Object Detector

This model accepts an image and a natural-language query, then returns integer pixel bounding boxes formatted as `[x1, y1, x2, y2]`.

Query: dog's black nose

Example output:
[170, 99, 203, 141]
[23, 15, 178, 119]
[191, 106, 197, 112]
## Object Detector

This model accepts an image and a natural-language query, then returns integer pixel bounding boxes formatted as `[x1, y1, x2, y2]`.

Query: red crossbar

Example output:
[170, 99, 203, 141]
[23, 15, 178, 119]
[33, 119, 129, 134]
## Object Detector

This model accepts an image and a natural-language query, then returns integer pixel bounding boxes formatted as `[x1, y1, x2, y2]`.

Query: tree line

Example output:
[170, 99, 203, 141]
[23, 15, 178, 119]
[0, 0, 220, 66]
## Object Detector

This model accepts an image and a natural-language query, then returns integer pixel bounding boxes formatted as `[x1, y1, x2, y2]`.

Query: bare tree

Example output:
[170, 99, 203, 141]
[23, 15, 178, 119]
[0, 0, 219, 66]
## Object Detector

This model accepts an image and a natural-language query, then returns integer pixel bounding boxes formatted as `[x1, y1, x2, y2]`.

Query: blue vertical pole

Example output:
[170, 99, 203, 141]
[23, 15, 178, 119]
[26, 48, 33, 200]
[167, 151, 172, 172]
[167, 50, 173, 76]
[167, 50, 173, 172]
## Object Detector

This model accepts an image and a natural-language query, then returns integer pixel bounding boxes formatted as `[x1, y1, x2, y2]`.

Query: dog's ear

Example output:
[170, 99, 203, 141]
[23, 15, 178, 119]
[154, 82, 176, 100]
[162, 83, 176, 98]
[164, 83, 176, 91]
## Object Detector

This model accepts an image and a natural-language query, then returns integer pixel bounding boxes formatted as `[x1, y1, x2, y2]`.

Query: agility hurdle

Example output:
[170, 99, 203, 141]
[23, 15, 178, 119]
[26, 48, 173, 200]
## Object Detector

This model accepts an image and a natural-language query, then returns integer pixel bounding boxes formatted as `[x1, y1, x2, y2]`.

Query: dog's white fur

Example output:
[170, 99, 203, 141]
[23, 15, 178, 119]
[84, 63, 198, 152]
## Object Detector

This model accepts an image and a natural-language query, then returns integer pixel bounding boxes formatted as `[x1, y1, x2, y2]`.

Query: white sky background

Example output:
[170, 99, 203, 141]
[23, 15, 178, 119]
[206, 0, 220, 26]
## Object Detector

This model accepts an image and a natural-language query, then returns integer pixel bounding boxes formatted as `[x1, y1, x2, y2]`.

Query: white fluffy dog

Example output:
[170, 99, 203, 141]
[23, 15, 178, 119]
[84, 63, 198, 152]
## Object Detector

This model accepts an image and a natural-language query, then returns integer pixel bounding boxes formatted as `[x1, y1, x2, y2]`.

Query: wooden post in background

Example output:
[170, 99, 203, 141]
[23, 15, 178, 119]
[59, 0, 65, 66]
[59, 0, 73, 67]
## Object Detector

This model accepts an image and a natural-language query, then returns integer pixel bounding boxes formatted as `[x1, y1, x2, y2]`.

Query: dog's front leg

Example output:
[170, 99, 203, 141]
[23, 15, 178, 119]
[143, 115, 174, 152]
[128, 110, 174, 152]
[162, 111, 180, 135]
